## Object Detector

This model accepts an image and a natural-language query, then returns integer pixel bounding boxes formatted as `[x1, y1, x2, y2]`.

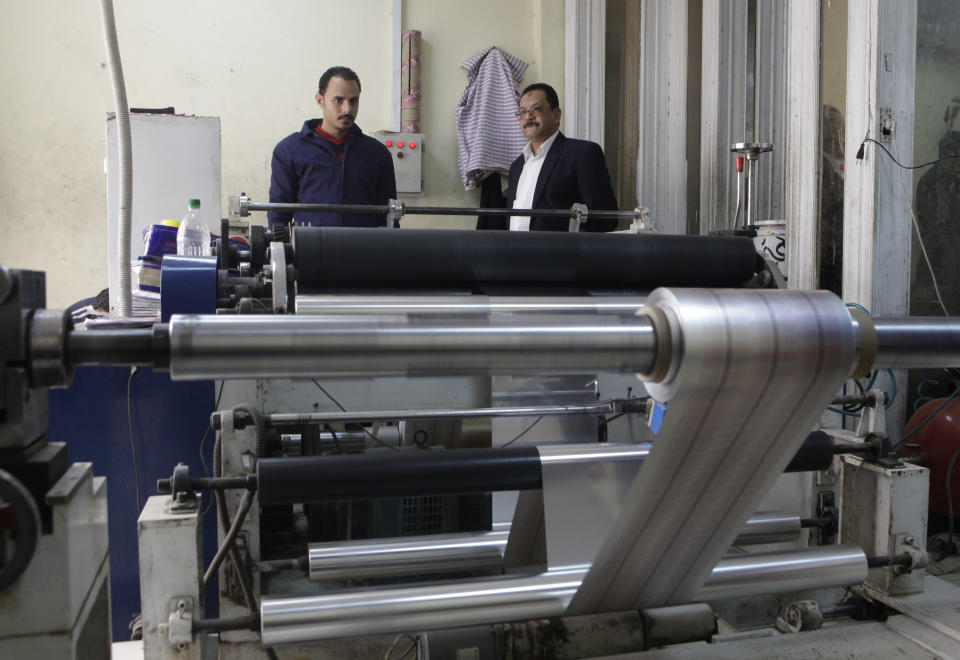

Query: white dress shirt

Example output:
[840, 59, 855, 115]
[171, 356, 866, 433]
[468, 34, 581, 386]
[509, 130, 560, 231]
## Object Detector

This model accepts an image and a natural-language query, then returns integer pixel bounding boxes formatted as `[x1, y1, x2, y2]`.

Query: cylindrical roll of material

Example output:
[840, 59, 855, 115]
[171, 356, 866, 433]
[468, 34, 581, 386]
[694, 544, 867, 601]
[261, 545, 866, 645]
[296, 295, 648, 316]
[872, 316, 960, 368]
[309, 530, 509, 581]
[257, 446, 543, 505]
[306, 511, 798, 582]
[733, 511, 801, 545]
[166, 313, 656, 380]
[569, 289, 857, 615]
[291, 227, 758, 290]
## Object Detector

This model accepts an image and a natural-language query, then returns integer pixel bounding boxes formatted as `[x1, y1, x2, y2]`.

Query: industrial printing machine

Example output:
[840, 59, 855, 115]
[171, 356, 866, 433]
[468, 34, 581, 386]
[4, 203, 960, 659]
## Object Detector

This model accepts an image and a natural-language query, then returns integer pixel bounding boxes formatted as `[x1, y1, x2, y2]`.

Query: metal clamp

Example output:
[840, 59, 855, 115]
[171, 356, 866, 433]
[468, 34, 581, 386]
[387, 198, 405, 228]
[229, 193, 251, 218]
[568, 203, 588, 233]
[167, 464, 199, 512]
[167, 597, 194, 651]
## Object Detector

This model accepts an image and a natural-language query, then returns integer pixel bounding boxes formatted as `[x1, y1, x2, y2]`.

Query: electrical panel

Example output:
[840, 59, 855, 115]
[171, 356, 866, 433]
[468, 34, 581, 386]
[375, 131, 424, 195]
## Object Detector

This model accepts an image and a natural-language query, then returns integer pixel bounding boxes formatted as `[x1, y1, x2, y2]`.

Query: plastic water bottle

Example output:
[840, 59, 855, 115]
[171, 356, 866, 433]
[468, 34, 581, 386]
[176, 198, 211, 256]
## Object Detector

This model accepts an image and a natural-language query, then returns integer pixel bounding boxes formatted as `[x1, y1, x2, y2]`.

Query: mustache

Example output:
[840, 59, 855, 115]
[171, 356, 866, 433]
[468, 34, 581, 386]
[524, 121, 538, 128]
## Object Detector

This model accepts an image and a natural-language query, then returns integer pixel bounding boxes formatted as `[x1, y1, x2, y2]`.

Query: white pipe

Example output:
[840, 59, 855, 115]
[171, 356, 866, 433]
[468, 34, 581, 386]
[99, 0, 132, 317]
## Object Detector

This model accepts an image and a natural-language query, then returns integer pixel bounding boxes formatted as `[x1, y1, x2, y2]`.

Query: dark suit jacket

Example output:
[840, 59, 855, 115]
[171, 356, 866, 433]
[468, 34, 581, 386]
[477, 132, 619, 232]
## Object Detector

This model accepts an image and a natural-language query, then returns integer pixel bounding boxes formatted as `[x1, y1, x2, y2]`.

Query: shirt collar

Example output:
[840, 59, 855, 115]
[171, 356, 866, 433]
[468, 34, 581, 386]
[522, 129, 560, 162]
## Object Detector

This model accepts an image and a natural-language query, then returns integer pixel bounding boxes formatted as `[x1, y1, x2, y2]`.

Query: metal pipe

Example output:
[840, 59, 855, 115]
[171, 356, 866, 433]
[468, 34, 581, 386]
[261, 545, 867, 645]
[266, 400, 625, 427]
[307, 510, 803, 581]
[872, 317, 960, 368]
[166, 313, 657, 380]
[696, 543, 867, 601]
[309, 530, 509, 581]
[246, 201, 638, 219]
[734, 511, 801, 545]
[295, 295, 648, 316]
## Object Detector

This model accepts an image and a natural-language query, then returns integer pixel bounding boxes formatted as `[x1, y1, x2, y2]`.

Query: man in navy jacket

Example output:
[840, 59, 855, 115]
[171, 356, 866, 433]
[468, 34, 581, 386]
[477, 82, 618, 232]
[269, 66, 396, 229]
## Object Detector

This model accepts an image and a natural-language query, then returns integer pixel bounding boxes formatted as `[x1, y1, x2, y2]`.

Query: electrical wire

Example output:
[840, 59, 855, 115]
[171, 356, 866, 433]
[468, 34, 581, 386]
[502, 416, 544, 447]
[126, 366, 143, 512]
[323, 423, 344, 454]
[891, 138, 950, 316]
[199, 380, 226, 519]
[894, 386, 960, 449]
[947, 444, 960, 558]
[385, 633, 419, 660]
[203, 489, 255, 587]
[310, 379, 398, 450]
[859, 137, 960, 170]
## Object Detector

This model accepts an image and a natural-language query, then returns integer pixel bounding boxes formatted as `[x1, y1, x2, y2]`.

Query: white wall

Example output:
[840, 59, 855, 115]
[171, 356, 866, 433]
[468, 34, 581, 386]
[0, 0, 560, 307]
[399, 0, 562, 228]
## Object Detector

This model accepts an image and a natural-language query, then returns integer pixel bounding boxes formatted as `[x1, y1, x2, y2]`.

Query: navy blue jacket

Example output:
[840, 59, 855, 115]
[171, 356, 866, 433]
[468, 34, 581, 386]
[477, 132, 619, 232]
[268, 120, 397, 228]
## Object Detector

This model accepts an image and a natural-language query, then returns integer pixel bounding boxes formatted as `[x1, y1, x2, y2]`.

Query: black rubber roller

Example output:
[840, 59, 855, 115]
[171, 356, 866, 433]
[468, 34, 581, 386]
[292, 227, 758, 290]
[257, 446, 543, 505]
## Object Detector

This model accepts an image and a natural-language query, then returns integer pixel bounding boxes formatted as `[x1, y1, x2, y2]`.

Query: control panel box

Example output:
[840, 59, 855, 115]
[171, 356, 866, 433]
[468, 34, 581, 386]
[375, 131, 424, 194]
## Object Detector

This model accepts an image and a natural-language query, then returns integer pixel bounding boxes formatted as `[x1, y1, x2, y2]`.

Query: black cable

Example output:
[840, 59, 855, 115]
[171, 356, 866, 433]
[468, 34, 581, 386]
[203, 489, 255, 586]
[211, 434, 257, 613]
[199, 381, 227, 477]
[323, 423, 343, 454]
[502, 416, 544, 447]
[310, 379, 398, 450]
[199, 380, 226, 519]
[126, 366, 143, 512]
[947, 444, 960, 558]
[895, 386, 960, 449]
[858, 137, 960, 170]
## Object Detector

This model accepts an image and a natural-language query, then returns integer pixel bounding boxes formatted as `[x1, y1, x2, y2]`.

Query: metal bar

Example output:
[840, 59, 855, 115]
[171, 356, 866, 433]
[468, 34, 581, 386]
[295, 295, 649, 316]
[261, 545, 867, 645]
[166, 313, 657, 380]
[309, 531, 509, 581]
[245, 201, 638, 219]
[734, 511, 801, 545]
[307, 510, 803, 582]
[266, 400, 625, 427]
[872, 317, 960, 368]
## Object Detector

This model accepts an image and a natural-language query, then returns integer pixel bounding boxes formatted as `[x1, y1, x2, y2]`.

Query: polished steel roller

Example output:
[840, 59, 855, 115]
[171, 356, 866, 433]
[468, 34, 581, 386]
[306, 509, 802, 582]
[263, 544, 867, 645]
[166, 313, 658, 380]
[296, 295, 648, 316]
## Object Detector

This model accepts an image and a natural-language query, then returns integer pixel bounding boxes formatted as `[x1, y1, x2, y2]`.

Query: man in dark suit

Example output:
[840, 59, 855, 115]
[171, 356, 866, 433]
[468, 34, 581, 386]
[477, 82, 619, 232]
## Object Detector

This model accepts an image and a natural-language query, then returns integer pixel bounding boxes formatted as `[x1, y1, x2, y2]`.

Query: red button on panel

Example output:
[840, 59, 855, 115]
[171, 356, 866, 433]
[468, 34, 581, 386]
[385, 140, 393, 147]
[408, 142, 417, 148]
[396, 141, 405, 148]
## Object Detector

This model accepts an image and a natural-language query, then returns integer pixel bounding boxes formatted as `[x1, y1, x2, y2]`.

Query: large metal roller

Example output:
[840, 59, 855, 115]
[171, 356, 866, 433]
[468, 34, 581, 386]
[296, 295, 649, 316]
[165, 313, 657, 380]
[306, 511, 802, 581]
[261, 544, 867, 645]
[291, 227, 759, 290]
